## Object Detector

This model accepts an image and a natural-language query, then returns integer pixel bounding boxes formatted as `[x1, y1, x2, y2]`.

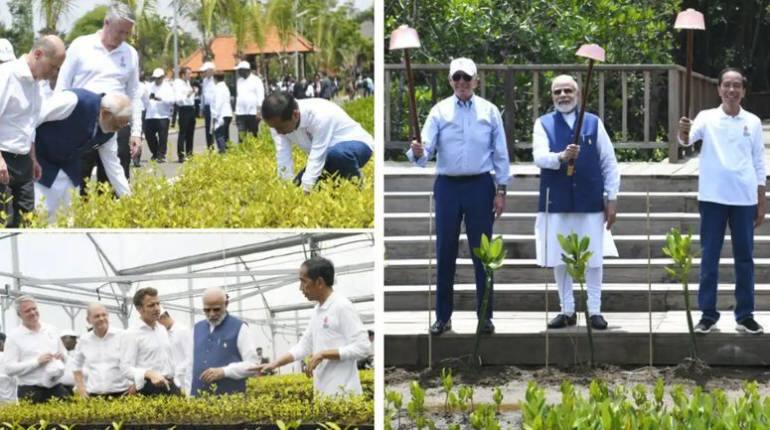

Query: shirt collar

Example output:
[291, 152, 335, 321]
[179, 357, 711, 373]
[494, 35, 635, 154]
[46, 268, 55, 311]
[138, 318, 158, 331]
[13, 55, 34, 82]
[318, 291, 337, 311]
[93, 31, 126, 54]
[718, 104, 745, 119]
[455, 94, 474, 108]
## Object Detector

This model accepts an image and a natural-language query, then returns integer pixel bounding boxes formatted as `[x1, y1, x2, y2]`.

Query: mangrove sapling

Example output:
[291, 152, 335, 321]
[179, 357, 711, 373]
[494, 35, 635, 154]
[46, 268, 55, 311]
[662, 227, 699, 359]
[441, 368, 454, 413]
[471, 234, 507, 366]
[557, 233, 595, 367]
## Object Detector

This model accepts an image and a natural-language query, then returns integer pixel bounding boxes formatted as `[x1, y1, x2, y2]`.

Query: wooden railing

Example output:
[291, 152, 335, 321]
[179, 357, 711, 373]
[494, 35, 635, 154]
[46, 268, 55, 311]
[384, 63, 719, 162]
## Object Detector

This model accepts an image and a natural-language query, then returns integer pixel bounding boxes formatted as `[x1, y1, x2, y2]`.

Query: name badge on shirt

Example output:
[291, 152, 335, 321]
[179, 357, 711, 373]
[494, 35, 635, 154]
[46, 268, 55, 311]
[744, 126, 750, 137]
[120, 56, 126, 68]
[322, 316, 329, 329]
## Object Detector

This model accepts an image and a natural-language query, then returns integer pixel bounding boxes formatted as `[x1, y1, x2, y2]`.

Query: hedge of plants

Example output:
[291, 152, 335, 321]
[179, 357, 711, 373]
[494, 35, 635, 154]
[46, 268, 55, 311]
[28, 97, 374, 229]
[0, 371, 373, 430]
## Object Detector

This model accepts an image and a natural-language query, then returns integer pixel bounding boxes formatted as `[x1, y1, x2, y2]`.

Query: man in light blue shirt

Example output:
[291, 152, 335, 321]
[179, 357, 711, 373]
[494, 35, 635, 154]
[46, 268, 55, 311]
[407, 57, 510, 335]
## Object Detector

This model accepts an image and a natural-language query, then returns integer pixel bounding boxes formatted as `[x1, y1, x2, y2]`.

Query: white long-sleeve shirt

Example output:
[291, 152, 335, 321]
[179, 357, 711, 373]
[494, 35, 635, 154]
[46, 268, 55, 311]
[72, 328, 131, 395]
[119, 320, 176, 391]
[143, 80, 175, 119]
[201, 76, 215, 107]
[0, 351, 17, 403]
[532, 111, 620, 200]
[0, 56, 42, 154]
[4, 322, 68, 388]
[167, 323, 192, 395]
[235, 74, 265, 116]
[271, 98, 374, 192]
[287, 292, 369, 396]
[174, 79, 195, 107]
[211, 81, 233, 129]
[682, 105, 766, 205]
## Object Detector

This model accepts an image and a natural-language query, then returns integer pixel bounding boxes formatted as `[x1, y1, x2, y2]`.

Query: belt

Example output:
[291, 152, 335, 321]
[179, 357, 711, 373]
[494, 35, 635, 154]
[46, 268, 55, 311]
[438, 173, 488, 181]
[1, 151, 29, 159]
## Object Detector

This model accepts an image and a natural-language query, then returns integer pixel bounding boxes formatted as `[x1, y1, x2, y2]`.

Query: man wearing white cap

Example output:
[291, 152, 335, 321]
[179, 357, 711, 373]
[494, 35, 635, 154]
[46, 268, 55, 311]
[199, 62, 216, 149]
[407, 57, 510, 335]
[261, 92, 373, 193]
[0, 39, 15, 64]
[234, 60, 265, 140]
[56, 2, 142, 197]
[142, 68, 175, 162]
[173, 66, 196, 162]
[4, 296, 70, 403]
[59, 329, 78, 394]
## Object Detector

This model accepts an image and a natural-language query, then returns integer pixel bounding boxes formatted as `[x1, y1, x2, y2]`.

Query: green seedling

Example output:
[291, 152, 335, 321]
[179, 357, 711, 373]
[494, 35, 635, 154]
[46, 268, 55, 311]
[471, 234, 507, 366]
[662, 227, 699, 358]
[441, 368, 454, 413]
[493, 387, 503, 414]
[558, 232, 595, 366]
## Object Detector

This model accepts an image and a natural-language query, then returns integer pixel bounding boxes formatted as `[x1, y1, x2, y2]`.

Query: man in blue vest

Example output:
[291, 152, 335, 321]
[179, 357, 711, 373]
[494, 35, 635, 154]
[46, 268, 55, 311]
[533, 75, 620, 330]
[189, 287, 258, 396]
[407, 57, 510, 335]
[34, 90, 132, 223]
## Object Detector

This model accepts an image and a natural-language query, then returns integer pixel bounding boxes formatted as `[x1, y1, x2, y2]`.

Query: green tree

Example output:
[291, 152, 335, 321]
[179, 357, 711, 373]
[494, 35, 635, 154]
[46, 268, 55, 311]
[66, 5, 108, 44]
[37, 0, 76, 35]
[4, 0, 34, 55]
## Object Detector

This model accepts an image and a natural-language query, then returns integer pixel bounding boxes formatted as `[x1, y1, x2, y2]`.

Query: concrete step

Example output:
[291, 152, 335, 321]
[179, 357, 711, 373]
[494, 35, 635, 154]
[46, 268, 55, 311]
[384, 258, 770, 285]
[384, 310, 770, 366]
[384, 284, 770, 312]
[385, 191, 712, 213]
[385, 235, 770, 260]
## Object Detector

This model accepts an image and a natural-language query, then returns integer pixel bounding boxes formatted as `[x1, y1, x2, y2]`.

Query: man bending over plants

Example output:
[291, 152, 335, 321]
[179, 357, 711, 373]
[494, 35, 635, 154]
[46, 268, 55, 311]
[261, 92, 374, 194]
[250, 257, 370, 396]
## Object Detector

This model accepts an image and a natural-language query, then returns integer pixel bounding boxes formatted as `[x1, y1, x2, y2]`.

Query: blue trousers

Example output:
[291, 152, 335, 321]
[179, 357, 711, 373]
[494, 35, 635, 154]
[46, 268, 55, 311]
[324, 141, 372, 179]
[434, 173, 495, 323]
[214, 117, 231, 153]
[698, 200, 756, 322]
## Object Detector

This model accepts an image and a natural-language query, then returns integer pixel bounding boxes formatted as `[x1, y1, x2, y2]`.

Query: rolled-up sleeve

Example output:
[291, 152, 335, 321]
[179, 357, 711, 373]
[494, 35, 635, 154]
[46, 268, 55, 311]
[336, 305, 369, 362]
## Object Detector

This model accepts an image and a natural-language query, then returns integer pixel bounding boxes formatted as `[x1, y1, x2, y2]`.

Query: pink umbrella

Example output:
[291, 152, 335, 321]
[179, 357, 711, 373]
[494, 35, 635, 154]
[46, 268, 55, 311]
[567, 43, 606, 177]
[675, 8, 705, 146]
[389, 25, 422, 144]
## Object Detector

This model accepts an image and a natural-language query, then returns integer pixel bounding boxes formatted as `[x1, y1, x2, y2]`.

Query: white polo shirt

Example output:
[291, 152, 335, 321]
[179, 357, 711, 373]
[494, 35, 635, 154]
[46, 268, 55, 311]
[684, 105, 766, 205]
[174, 79, 195, 107]
[288, 292, 369, 396]
[0, 56, 42, 154]
[72, 328, 131, 394]
[271, 98, 374, 191]
[119, 320, 176, 390]
[143, 80, 175, 119]
[4, 322, 68, 388]
[235, 74, 265, 116]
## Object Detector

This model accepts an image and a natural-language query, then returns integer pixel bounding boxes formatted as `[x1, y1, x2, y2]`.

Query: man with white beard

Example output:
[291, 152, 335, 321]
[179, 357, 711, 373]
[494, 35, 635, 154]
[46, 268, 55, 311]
[532, 74, 620, 330]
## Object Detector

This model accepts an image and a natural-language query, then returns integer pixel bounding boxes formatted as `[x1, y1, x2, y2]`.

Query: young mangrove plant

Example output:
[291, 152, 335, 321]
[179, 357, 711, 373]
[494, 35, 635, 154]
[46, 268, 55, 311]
[471, 234, 507, 366]
[557, 232, 595, 366]
[662, 227, 699, 359]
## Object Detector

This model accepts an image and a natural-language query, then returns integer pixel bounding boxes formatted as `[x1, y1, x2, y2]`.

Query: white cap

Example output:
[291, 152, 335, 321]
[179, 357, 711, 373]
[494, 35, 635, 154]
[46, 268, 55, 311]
[199, 61, 214, 72]
[236, 61, 251, 70]
[448, 57, 477, 78]
[0, 39, 15, 62]
[152, 68, 165, 78]
[60, 329, 78, 338]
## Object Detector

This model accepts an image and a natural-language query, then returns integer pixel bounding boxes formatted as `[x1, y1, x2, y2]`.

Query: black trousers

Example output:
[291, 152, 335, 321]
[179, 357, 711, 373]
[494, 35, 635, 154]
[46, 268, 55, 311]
[177, 105, 196, 160]
[203, 104, 214, 148]
[235, 114, 260, 140]
[80, 125, 131, 196]
[91, 390, 130, 399]
[214, 117, 232, 153]
[144, 118, 170, 161]
[0, 151, 33, 228]
[139, 379, 182, 396]
[18, 384, 70, 404]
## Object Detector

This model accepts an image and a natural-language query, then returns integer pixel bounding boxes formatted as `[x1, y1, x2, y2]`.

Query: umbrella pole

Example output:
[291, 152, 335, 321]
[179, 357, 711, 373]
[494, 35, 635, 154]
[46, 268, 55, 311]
[567, 59, 595, 177]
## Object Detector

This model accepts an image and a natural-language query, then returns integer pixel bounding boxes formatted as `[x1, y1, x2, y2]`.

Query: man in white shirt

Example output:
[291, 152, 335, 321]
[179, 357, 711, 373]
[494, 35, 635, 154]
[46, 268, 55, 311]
[211, 73, 233, 153]
[34, 91, 132, 224]
[187, 287, 258, 396]
[234, 61, 265, 140]
[143, 68, 174, 163]
[158, 309, 192, 395]
[252, 257, 369, 396]
[0, 332, 18, 404]
[59, 329, 78, 394]
[261, 92, 374, 194]
[0, 35, 65, 227]
[0, 38, 15, 64]
[56, 2, 142, 197]
[533, 75, 620, 330]
[119, 287, 182, 396]
[678, 67, 767, 335]
[199, 62, 216, 149]
[73, 303, 133, 398]
[174, 66, 196, 162]
[4, 296, 69, 403]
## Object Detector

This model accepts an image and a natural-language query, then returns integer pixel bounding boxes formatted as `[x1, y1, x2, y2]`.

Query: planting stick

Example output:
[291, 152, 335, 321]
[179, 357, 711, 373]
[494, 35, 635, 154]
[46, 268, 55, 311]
[427, 193, 433, 369]
[647, 191, 653, 369]
[544, 187, 550, 371]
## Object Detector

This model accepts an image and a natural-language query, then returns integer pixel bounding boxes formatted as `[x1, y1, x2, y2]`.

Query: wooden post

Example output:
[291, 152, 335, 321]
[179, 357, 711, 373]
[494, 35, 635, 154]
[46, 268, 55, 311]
[479, 70, 486, 99]
[504, 69, 516, 160]
[532, 71, 540, 123]
[644, 71, 651, 144]
[668, 68, 681, 162]
[599, 72, 605, 122]
[621, 71, 628, 141]
[384, 68, 392, 145]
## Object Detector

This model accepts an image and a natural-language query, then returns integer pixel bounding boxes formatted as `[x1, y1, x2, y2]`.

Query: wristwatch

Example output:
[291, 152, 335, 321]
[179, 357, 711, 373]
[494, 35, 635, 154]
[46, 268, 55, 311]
[496, 185, 507, 196]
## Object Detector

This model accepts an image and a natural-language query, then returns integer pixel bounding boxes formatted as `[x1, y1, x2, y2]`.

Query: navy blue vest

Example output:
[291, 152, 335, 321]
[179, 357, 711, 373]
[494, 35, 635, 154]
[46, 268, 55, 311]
[537, 110, 604, 212]
[35, 89, 113, 188]
[191, 314, 246, 396]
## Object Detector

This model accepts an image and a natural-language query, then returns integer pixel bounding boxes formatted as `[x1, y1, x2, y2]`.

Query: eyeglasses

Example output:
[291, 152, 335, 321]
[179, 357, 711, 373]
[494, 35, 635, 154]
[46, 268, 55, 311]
[451, 73, 473, 82]
[203, 307, 223, 313]
[552, 88, 575, 96]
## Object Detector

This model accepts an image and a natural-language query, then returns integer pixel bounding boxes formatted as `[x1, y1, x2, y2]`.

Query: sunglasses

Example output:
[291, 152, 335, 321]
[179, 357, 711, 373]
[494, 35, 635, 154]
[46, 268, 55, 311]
[552, 88, 575, 96]
[451, 73, 473, 82]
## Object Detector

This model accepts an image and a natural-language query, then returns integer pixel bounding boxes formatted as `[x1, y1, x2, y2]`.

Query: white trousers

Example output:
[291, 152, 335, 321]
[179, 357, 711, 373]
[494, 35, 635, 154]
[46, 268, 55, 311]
[34, 170, 78, 224]
[92, 135, 131, 196]
[554, 265, 603, 316]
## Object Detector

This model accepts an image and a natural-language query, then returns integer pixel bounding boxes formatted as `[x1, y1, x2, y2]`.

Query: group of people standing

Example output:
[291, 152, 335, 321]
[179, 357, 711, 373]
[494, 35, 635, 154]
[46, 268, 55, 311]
[410, 57, 766, 337]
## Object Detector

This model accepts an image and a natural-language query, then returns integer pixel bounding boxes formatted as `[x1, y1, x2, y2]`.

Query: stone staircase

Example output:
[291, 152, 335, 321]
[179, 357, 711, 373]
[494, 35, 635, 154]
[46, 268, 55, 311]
[383, 163, 770, 367]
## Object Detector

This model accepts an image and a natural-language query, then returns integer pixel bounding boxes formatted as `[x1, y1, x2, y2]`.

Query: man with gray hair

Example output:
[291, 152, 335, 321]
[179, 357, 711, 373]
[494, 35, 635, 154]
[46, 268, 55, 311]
[0, 35, 66, 227]
[56, 2, 142, 198]
[533, 74, 620, 330]
[3, 296, 69, 403]
[34, 91, 132, 223]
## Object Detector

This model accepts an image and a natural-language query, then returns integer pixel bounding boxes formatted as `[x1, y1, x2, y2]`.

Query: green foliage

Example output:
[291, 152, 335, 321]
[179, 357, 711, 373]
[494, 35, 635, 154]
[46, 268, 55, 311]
[558, 232, 596, 366]
[2, 0, 34, 55]
[65, 5, 108, 44]
[471, 234, 507, 365]
[0, 371, 373, 427]
[523, 378, 770, 429]
[662, 227, 699, 358]
[32, 98, 373, 228]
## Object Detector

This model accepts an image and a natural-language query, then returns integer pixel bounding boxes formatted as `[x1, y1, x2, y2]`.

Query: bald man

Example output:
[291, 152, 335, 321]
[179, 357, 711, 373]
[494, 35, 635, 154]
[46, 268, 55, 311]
[0, 35, 65, 227]
[72, 303, 133, 398]
[533, 75, 620, 330]
[187, 287, 258, 396]
[35, 91, 132, 223]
